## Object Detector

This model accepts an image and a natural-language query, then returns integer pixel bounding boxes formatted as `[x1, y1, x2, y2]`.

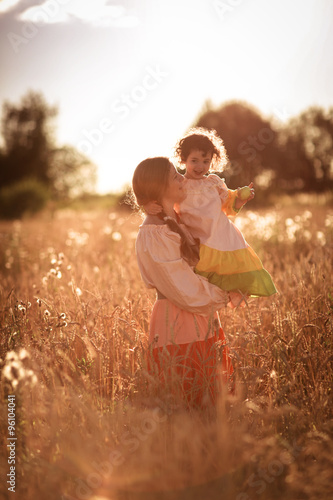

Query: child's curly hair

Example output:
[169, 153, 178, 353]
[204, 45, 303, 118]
[174, 127, 228, 173]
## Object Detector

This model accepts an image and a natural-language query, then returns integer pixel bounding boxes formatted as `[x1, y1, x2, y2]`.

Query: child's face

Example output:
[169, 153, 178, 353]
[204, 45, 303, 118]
[183, 149, 212, 180]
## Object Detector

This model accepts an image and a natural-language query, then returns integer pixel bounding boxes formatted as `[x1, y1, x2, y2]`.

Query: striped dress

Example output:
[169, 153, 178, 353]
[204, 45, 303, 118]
[177, 174, 277, 297]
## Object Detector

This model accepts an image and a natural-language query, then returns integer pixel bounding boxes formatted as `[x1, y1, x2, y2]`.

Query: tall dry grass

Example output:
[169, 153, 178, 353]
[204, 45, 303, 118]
[0, 202, 332, 500]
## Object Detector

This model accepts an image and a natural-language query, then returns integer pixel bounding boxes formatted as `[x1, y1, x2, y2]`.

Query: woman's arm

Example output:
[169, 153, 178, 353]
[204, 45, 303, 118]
[136, 226, 229, 316]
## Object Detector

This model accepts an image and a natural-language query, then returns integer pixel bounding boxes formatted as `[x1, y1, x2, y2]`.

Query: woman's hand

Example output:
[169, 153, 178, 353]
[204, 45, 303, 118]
[235, 182, 255, 209]
[228, 291, 248, 308]
[143, 200, 162, 215]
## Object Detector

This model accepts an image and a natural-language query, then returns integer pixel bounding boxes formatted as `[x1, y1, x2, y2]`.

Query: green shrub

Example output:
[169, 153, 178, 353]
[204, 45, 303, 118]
[0, 178, 49, 219]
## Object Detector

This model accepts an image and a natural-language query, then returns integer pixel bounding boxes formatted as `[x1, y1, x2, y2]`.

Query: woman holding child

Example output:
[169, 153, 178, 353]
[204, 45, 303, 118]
[132, 156, 235, 408]
[133, 128, 276, 408]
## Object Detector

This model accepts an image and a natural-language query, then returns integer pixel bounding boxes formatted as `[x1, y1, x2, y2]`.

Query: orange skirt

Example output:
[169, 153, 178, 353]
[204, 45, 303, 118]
[148, 299, 233, 407]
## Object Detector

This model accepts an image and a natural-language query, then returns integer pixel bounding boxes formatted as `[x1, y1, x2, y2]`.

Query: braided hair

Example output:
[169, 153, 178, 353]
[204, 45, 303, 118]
[159, 211, 200, 267]
[132, 157, 200, 266]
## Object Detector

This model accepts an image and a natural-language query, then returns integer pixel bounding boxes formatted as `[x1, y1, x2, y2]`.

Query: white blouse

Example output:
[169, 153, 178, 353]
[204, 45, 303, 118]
[178, 174, 243, 250]
[135, 223, 228, 316]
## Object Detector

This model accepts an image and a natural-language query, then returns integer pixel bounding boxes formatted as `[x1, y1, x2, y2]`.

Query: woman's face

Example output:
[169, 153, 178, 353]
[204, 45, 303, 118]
[163, 164, 186, 204]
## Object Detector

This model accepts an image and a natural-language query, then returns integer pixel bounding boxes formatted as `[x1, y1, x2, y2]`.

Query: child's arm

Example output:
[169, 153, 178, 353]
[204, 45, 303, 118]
[222, 182, 255, 216]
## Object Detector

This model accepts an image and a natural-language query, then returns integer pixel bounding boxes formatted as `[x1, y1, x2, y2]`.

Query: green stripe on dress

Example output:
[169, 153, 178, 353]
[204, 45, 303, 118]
[195, 268, 277, 297]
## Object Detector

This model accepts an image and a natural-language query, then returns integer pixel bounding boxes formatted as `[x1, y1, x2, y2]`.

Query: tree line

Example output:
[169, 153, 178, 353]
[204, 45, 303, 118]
[0, 91, 96, 217]
[0, 91, 332, 217]
[193, 100, 333, 194]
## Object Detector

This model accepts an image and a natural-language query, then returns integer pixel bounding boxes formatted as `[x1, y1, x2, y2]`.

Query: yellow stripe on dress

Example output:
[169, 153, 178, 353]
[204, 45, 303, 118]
[196, 245, 263, 275]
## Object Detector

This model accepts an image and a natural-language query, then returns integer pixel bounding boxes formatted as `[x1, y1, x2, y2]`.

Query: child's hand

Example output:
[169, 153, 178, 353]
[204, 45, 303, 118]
[235, 182, 255, 209]
[143, 201, 162, 215]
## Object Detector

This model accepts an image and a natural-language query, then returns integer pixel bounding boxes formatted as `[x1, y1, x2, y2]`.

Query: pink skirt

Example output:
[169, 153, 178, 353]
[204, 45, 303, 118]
[148, 299, 233, 406]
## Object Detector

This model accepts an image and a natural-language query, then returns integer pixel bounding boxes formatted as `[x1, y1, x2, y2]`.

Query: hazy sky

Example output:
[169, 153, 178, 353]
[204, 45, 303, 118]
[1, 0, 333, 193]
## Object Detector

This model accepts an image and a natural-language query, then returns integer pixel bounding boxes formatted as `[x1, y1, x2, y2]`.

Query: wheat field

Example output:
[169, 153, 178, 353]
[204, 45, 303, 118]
[0, 200, 332, 500]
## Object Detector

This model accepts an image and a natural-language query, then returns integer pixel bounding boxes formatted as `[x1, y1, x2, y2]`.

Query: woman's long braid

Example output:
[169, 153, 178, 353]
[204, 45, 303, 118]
[159, 210, 200, 267]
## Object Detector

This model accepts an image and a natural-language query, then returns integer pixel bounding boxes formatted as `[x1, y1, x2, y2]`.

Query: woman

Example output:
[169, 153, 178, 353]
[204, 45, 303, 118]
[133, 157, 237, 407]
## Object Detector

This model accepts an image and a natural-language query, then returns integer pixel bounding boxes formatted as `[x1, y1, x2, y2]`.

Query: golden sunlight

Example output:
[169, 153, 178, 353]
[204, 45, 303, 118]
[0, 0, 21, 13]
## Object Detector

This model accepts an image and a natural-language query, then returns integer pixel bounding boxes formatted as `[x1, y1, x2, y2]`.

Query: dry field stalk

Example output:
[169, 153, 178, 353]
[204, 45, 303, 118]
[0, 203, 332, 500]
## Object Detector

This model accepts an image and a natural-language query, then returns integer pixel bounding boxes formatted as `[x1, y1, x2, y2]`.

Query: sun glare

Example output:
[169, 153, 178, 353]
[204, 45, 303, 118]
[18, 0, 137, 27]
[0, 0, 21, 14]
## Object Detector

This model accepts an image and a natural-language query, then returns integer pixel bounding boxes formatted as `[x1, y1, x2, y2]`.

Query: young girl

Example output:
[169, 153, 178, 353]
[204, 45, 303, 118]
[147, 127, 277, 302]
